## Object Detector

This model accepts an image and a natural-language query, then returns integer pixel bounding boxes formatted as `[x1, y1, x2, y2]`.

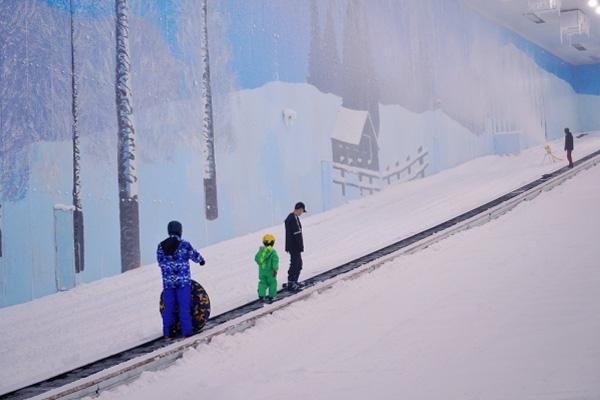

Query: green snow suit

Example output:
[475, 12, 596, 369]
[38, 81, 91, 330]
[254, 246, 279, 299]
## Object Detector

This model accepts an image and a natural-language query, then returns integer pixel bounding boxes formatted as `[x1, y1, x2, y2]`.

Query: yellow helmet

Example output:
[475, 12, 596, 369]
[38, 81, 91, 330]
[262, 233, 276, 246]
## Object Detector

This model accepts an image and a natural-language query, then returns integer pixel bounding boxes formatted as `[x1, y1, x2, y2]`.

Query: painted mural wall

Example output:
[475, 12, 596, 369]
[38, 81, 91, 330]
[1, 0, 599, 307]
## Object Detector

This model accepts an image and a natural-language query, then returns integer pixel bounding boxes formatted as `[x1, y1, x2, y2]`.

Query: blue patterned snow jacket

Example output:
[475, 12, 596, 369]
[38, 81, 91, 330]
[157, 236, 205, 289]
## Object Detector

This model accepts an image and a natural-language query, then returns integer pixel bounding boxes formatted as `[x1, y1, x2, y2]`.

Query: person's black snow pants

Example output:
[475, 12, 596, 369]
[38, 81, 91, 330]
[287, 252, 303, 283]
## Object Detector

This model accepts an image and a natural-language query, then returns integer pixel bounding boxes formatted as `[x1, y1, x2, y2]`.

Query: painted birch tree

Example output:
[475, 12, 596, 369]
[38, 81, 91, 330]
[200, 0, 218, 220]
[70, 0, 84, 273]
[115, 0, 140, 272]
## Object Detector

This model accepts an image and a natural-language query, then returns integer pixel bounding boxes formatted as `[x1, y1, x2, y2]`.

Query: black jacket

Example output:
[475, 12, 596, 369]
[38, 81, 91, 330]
[285, 212, 304, 253]
[565, 133, 574, 151]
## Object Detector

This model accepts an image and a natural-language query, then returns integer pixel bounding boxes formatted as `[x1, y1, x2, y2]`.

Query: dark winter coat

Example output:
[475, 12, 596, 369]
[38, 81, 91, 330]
[564, 132, 574, 151]
[285, 212, 304, 253]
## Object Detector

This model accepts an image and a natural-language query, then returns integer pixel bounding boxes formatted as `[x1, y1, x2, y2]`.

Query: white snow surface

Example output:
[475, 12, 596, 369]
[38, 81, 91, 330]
[1, 134, 600, 397]
[94, 147, 600, 400]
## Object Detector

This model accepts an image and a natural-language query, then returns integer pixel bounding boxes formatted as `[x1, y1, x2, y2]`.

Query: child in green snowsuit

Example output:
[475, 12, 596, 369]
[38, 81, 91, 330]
[254, 233, 279, 303]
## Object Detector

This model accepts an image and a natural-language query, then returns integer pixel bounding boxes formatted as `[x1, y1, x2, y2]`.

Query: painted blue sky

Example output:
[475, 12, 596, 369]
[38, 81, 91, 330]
[217, 0, 310, 89]
[44, 0, 183, 58]
[38, 0, 600, 95]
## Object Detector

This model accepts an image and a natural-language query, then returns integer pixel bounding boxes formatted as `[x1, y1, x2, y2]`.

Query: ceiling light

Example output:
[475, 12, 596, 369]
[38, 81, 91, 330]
[589, 0, 598, 7]
[596, 6, 600, 14]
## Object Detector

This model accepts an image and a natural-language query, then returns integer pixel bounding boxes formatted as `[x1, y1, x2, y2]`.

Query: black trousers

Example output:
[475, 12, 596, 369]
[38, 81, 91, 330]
[287, 252, 303, 283]
[567, 150, 573, 167]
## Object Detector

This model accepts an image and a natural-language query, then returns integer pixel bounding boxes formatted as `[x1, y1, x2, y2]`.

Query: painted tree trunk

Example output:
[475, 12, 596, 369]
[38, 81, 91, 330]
[70, 0, 84, 273]
[200, 0, 218, 220]
[0, 203, 3, 258]
[115, 0, 140, 272]
[0, 203, 4, 305]
[307, 0, 320, 87]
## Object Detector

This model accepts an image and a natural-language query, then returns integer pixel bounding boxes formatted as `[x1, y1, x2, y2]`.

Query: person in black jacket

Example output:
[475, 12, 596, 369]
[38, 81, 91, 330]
[564, 127, 574, 168]
[285, 202, 306, 291]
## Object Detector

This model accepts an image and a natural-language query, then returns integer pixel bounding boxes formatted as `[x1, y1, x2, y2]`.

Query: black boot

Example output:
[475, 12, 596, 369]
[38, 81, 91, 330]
[289, 282, 301, 292]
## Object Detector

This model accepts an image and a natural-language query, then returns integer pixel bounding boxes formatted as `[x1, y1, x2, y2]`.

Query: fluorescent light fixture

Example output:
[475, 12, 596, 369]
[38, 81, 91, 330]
[588, 0, 598, 7]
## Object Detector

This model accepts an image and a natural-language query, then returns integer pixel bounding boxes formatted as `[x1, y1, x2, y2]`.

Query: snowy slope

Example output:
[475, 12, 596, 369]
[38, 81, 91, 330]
[1, 134, 600, 395]
[93, 144, 600, 399]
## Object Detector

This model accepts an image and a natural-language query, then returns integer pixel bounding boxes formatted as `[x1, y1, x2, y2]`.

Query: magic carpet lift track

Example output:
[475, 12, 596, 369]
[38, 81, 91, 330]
[3, 148, 600, 400]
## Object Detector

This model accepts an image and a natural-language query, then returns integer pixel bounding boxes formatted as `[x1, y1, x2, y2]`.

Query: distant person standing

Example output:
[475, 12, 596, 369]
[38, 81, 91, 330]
[285, 202, 306, 292]
[157, 220, 205, 339]
[564, 127, 574, 168]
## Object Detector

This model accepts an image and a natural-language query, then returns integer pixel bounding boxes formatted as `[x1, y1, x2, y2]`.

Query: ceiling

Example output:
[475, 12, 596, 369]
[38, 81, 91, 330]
[463, 0, 600, 65]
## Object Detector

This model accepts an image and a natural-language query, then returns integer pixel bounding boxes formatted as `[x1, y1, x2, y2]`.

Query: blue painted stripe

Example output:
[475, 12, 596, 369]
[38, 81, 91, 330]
[574, 64, 600, 96]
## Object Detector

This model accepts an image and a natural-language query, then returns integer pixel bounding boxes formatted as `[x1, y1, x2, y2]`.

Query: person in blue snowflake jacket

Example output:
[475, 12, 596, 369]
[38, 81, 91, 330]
[157, 220, 205, 339]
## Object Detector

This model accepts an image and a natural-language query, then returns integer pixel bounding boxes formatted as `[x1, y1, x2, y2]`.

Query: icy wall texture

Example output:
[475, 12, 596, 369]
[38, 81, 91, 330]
[0, 0, 599, 307]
